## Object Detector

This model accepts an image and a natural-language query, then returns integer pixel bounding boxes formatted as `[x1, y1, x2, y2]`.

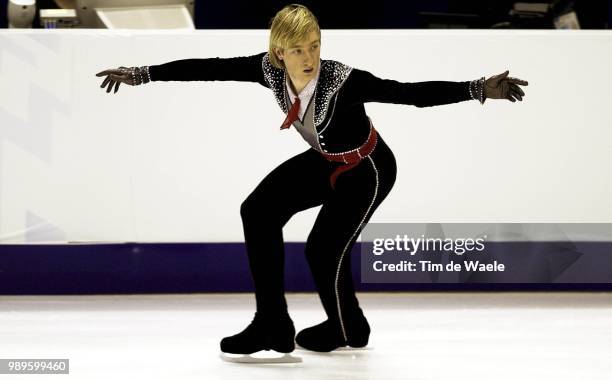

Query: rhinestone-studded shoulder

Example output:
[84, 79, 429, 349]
[261, 53, 353, 125]
[314, 60, 352, 126]
[262, 53, 288, 114]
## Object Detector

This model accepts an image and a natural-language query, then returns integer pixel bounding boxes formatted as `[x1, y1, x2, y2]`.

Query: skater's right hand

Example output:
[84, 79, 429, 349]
[95, 66, 151, 94]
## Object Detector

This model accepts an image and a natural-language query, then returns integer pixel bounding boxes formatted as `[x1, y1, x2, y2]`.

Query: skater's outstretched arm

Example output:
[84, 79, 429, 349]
[343, 68, 528, 107]
[95, 52, 268, 94]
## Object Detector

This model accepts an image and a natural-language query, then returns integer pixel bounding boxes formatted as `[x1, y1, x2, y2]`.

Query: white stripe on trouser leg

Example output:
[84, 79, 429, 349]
[334, 156, 379, 342]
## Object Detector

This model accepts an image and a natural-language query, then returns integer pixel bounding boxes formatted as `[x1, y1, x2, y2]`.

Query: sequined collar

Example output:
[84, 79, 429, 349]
[262, 53, 352, 127]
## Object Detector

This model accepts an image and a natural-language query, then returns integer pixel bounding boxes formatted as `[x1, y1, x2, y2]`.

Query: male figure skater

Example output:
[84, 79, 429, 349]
[96, 4, 528, 363]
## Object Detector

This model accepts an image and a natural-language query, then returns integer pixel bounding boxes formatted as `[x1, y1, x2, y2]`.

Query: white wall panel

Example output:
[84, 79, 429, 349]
[0, 30, 610, 243]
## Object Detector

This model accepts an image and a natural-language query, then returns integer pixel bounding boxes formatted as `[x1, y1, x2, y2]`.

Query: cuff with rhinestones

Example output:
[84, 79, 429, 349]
[469, 77, 486, 105]
[125, 66, 151, 86]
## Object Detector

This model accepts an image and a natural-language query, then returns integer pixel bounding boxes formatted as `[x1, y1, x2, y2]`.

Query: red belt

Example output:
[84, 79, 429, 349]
[321, 126, 378, 189]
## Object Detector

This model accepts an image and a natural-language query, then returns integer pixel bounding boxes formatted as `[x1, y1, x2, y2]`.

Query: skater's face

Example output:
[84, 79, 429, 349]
[275, 30, 320, 85]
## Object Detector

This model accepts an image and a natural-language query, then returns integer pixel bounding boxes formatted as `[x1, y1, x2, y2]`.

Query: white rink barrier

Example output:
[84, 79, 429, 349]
[1, 30, 611, 243]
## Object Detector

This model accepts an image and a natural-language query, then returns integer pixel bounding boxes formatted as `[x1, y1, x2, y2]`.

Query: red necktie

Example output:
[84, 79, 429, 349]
[280, 97, 300, 130]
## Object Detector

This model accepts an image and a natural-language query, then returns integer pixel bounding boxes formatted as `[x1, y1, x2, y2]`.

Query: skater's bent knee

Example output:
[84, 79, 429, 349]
[240, 196, 278, 221]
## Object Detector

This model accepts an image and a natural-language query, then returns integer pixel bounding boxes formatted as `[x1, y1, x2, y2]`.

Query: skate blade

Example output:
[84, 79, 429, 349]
[335, 344, 374, 351]
[295, 343, 374, 352]
[220, 352, 302, 364]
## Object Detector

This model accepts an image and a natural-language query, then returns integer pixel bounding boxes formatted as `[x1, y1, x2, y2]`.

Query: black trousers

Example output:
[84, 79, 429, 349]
[240, 133, 397, 339]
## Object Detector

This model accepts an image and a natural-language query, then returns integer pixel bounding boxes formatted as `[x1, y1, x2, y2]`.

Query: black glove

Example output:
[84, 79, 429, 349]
[95, 66, 150, 94]
[484, 70, 528, 102]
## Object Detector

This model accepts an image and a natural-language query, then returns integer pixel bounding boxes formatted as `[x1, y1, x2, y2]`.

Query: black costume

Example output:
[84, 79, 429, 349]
[148, 52, 477, 352]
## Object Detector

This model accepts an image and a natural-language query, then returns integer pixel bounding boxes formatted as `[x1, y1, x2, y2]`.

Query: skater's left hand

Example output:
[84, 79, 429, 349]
[484, 70, 528, 103]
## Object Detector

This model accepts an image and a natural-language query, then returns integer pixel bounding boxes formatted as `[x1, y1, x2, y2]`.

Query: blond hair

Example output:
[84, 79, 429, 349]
[268, 4, 321, 69]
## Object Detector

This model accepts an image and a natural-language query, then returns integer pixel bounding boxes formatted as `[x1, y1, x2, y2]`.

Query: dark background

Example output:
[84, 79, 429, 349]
[194, 0, 609, 29]
[0, 0, 609, 29]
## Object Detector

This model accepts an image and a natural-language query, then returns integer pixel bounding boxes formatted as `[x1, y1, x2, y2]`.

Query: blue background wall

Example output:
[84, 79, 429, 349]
[2, 243, 611, 294]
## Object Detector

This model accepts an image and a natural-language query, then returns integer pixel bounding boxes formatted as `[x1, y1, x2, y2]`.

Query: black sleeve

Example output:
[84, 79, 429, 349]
[148, 52, 268, 87]
[343, 68, 473, 108]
